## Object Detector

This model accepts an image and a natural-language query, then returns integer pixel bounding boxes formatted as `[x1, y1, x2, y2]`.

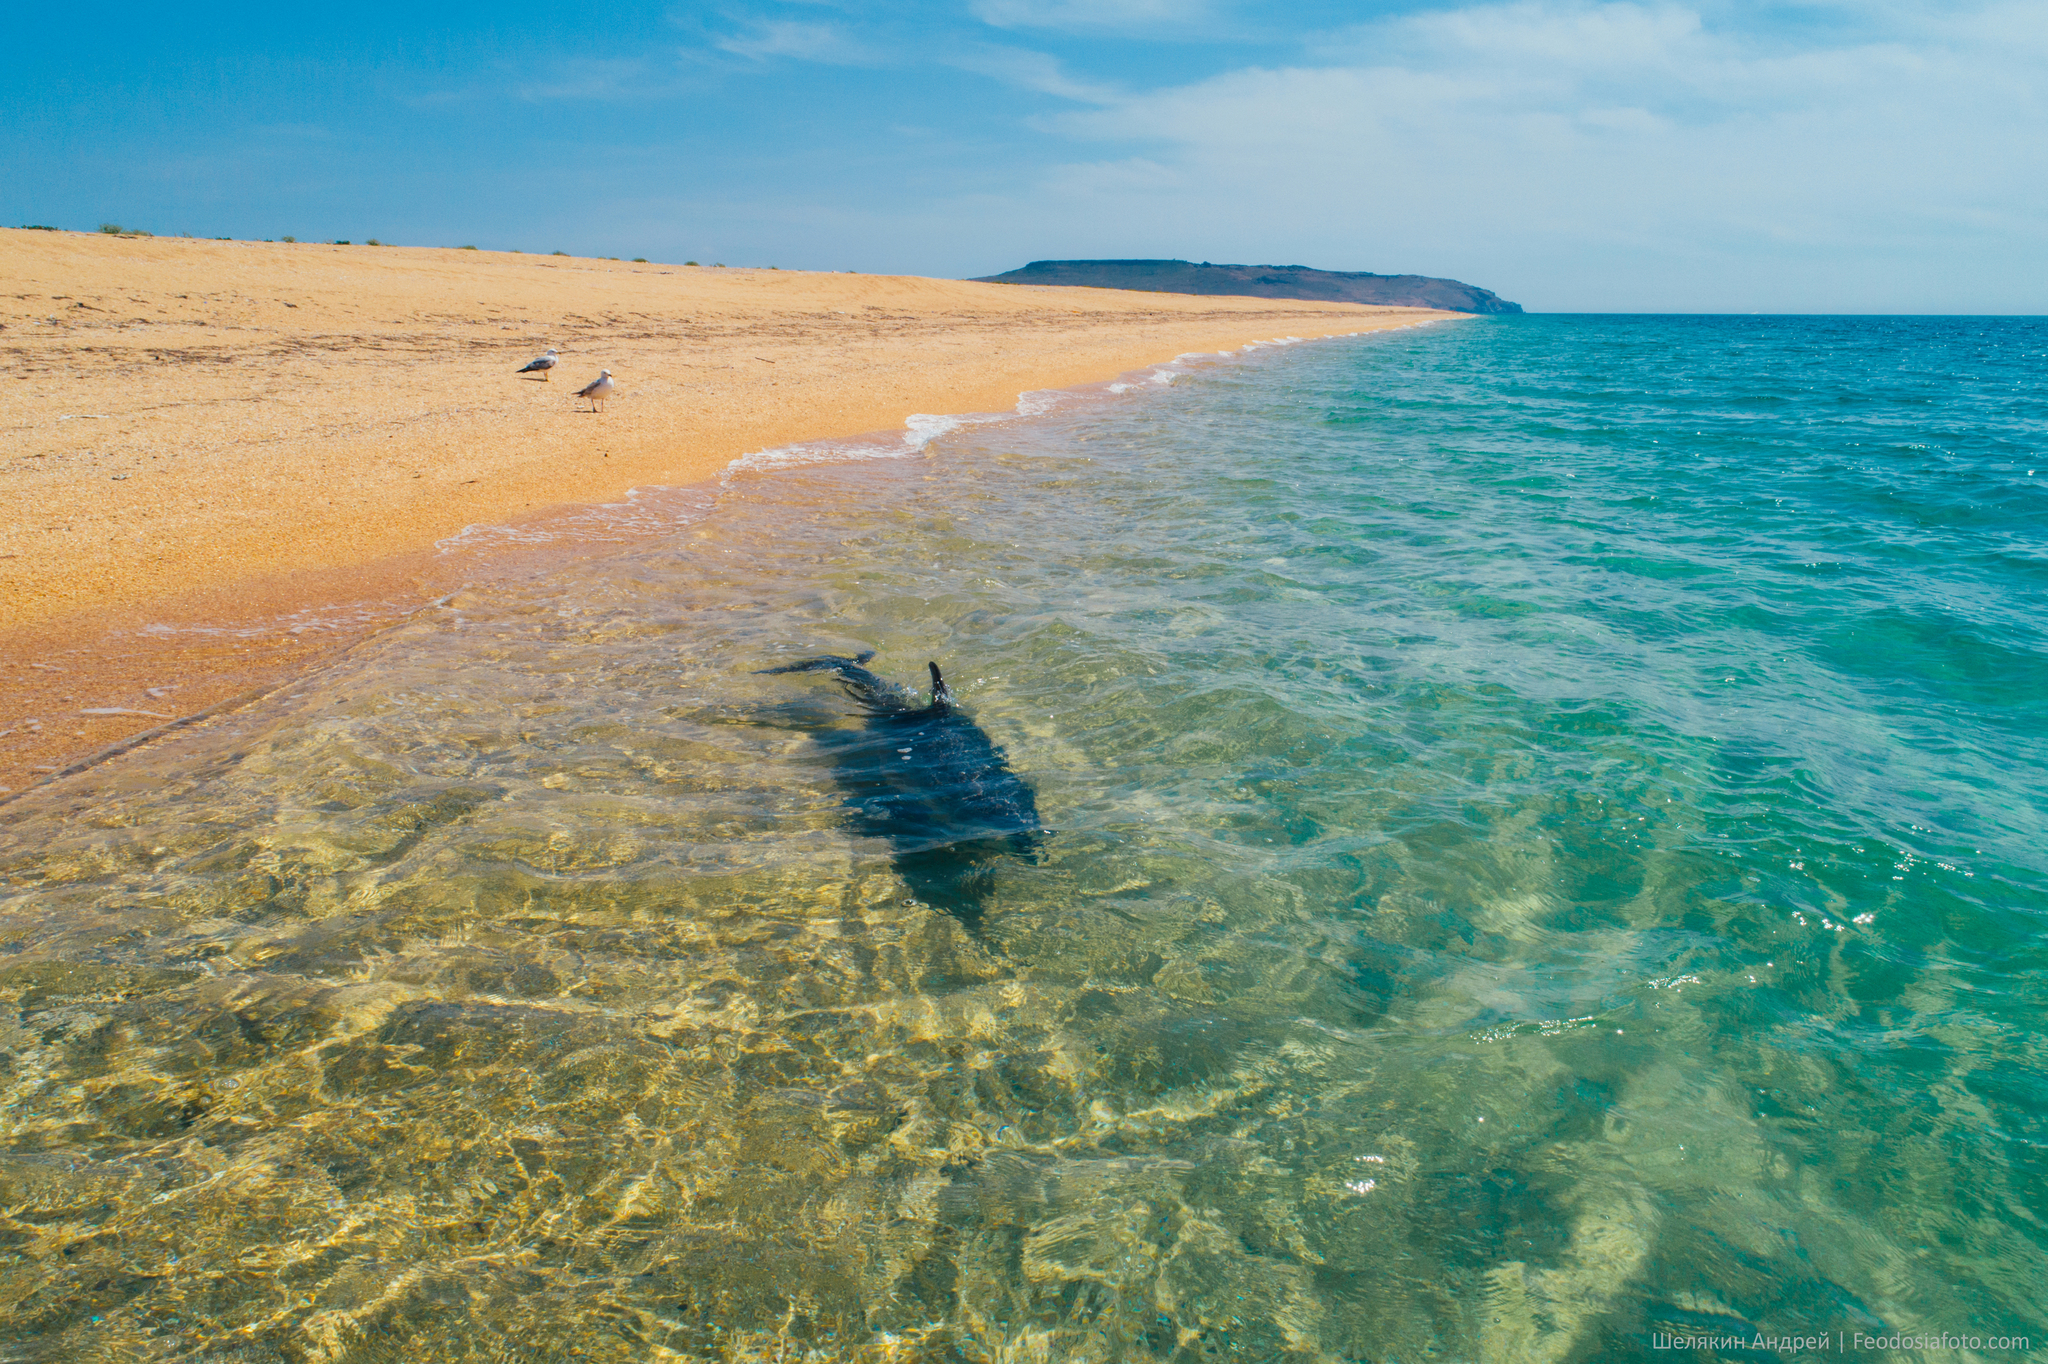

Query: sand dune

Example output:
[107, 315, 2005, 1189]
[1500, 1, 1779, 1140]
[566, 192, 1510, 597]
[0, 230, 1459, 794]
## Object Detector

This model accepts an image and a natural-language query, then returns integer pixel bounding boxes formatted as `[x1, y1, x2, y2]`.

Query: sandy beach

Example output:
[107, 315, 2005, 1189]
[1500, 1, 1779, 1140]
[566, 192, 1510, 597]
[1, 230, 1457, 794]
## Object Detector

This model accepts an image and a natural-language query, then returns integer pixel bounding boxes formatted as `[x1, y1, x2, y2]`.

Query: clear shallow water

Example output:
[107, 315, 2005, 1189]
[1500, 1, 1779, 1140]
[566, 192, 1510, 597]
[2, 316, 2044, 1363]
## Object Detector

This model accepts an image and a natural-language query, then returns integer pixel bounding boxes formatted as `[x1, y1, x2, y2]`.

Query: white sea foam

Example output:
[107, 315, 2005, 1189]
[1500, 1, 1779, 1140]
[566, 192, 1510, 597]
[135, 597, 418, 640]
[708, 322, 1461, 488]
[435, 484, 716, 555]
[727, 387, 1070, 477]
[139, 482, 724, 643]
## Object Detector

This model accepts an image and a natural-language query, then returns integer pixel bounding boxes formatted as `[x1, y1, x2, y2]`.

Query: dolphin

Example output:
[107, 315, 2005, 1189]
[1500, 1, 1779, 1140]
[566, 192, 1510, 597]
[757, 651, 1042, 929]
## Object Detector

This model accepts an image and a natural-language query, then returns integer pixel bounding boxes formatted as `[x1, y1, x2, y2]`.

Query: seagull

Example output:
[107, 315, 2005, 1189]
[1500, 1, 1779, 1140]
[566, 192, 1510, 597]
[517, 348, 559, 380]
[576, 369, 614, 412]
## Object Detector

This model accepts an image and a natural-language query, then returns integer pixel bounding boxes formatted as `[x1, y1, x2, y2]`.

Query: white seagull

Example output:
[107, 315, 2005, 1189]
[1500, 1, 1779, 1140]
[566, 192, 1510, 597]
[576, 369, 615, 412]
[517, 347, 560, 380]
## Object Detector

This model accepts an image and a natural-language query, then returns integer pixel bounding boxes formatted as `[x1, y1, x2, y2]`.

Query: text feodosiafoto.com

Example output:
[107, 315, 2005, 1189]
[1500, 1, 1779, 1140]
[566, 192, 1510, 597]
[1650, 1330, 2031, 1353]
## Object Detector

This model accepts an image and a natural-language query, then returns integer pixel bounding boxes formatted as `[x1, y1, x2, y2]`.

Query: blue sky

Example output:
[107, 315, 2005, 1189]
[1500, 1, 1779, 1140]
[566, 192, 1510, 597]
[7, 0, 2044, 311]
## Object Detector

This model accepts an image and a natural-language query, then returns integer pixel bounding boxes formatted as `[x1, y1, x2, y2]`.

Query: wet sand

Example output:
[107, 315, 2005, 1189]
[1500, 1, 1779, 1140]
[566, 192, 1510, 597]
[1, 229, 1459, 794]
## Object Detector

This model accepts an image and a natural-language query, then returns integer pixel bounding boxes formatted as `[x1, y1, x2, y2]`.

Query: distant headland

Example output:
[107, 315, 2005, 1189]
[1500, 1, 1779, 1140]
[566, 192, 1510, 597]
[974, 259, 1524, 315]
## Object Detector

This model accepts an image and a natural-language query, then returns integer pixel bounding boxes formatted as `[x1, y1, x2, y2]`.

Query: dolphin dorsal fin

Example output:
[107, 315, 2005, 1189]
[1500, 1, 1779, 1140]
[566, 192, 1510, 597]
[928, 661, 952, 703]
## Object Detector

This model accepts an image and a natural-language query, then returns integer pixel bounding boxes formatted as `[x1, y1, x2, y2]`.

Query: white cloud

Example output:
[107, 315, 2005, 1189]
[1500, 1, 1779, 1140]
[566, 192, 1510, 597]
[716, 20, 883, 65]
[406, 58, 678, 106]
[1000, 0, 2048, 310]
[947, 46, 1121, 103]
[515, 59, 669, 103]
[971, 0, 1201, 33]
[1361, 0, 1704, 71]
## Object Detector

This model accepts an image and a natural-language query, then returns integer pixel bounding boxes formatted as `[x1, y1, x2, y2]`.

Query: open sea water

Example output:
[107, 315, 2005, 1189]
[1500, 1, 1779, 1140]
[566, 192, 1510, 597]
[1, 315, 2043, 1363]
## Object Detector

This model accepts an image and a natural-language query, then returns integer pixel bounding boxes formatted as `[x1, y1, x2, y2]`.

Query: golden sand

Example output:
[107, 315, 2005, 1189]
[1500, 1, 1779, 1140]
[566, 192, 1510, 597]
[1, 229, 1458, 793]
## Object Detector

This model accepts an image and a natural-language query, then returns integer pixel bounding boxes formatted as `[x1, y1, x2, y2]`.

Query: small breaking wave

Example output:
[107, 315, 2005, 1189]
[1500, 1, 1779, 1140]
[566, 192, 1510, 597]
[133, 597, 420, 641]
[727, 389, 1072, 477]
[727, 326, 1446, 475]
[435, 484, 718, 555]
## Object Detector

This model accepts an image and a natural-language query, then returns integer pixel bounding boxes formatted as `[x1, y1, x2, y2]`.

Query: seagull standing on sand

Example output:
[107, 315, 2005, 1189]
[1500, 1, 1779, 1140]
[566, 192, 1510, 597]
[517, 348, 560, 380]
[576, 369, 615, 412]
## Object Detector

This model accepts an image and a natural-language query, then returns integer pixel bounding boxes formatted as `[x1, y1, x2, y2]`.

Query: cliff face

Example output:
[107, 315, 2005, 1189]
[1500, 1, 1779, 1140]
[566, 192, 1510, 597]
[972, 259, 1523, 315]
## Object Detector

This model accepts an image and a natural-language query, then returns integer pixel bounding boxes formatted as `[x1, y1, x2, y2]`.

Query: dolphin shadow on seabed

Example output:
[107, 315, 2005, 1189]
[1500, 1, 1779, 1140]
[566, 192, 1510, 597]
[755, 651, 1045, 932]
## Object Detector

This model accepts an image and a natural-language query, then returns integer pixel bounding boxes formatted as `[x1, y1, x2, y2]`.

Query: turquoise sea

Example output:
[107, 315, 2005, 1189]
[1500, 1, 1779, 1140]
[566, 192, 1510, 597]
[2, 315, 2044, 1362]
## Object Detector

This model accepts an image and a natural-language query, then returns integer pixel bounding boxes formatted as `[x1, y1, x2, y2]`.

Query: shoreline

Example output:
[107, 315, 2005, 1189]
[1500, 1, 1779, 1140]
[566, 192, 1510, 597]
[1, 229, 1464, 795]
